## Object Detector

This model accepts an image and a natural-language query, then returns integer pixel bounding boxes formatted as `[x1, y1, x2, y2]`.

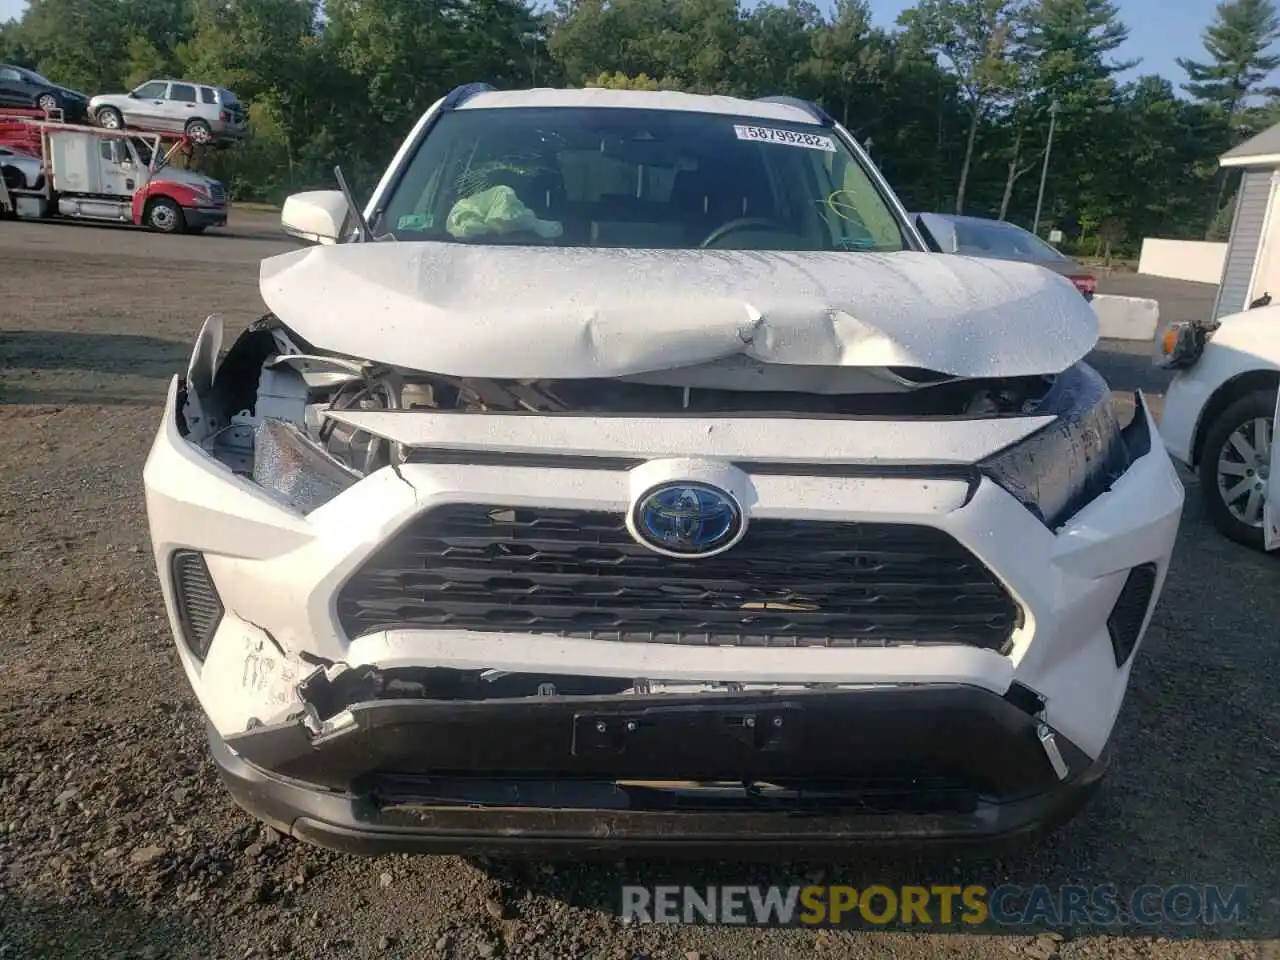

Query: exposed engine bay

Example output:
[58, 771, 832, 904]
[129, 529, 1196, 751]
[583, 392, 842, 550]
[184, 313, 1069, 485]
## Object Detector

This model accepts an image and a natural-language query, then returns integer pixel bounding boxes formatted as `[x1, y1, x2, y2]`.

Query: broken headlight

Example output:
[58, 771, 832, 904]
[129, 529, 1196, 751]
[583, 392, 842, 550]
[1152, 319, 1213, 370]
[253, 419, 362, 514]
[979, 363, 1136, 530]
[250, 371, 400, 514]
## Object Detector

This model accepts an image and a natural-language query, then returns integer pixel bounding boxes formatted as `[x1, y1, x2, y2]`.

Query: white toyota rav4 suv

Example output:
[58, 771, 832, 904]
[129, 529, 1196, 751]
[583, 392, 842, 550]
[143, 84, 1185, 856]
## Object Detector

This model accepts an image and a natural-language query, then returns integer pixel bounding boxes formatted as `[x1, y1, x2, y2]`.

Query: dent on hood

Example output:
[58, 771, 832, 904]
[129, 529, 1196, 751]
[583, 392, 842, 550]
[258, 242, 1099, 380]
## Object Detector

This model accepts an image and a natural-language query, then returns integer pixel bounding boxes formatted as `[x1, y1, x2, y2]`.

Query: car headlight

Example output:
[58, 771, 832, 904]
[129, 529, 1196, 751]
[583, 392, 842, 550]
[253, 418, 361, 514]
[979, 362, 1143, 529]
[1152, 319, 1213, 369]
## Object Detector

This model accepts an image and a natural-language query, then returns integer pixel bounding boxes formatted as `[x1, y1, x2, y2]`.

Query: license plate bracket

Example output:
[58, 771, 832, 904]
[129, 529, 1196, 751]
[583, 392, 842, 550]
[571, 703, 801, 756]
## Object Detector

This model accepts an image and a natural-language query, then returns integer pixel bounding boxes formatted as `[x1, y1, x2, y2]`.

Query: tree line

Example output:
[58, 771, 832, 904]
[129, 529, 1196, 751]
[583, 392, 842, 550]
[2, 0, 1278, 255]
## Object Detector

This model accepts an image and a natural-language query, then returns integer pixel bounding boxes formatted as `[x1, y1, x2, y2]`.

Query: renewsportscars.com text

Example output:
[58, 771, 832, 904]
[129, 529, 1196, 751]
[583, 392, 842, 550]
[620, 884, 1248, 928]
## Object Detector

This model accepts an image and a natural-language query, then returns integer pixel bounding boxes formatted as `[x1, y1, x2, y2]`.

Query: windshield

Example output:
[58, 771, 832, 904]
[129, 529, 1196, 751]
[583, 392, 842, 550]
[20, 67, 51, 85]
[952, 219, 1067, 262]
[375, 107, 909, 251]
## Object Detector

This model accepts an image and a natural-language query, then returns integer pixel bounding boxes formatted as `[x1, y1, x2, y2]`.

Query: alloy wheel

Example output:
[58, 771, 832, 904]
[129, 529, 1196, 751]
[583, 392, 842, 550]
[1216, 416, 1273, 527]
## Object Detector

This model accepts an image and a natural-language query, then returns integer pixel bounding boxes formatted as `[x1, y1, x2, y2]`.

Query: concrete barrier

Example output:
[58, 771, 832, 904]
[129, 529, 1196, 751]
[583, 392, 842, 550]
[1137, 238, 1227, 285]
[1092, 294, 1159, 341]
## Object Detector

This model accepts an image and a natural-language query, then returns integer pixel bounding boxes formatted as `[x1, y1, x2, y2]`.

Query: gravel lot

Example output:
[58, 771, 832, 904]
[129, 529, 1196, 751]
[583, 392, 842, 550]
[1, 214, 1276, 960]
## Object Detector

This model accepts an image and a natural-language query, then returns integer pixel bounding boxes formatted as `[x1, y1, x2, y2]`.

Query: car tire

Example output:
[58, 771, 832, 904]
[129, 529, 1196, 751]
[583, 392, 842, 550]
[35, 92, 59, 114]
[185, 119, 213, 144]
[96, 106, 123, 130]
[1197, 388, 1276, 551]
[1, 165, 24, 190]
[145, 197, 186, 235]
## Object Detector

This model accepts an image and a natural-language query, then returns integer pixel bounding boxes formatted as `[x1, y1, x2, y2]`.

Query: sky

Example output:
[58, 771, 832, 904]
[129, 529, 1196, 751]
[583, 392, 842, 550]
[867, 0, 1212, 88]
[0, 0, 1214, 89]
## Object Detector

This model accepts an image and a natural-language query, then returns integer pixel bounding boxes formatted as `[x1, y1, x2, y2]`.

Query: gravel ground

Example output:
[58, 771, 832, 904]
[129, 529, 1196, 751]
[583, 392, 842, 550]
[0, 214, 1276, 960]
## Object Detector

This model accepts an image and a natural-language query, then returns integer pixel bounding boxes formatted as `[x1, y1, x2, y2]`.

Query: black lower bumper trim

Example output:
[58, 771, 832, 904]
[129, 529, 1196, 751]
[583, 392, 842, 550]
[209, 727, 1106, 857]
[224, 685, 1086, 795]
[208, 685, 1110, 857]
[183, 206, 228, 229]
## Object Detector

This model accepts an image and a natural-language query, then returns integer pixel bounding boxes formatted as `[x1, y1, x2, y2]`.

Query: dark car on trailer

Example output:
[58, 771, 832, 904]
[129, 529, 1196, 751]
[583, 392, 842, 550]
[0, 64, 89, 121]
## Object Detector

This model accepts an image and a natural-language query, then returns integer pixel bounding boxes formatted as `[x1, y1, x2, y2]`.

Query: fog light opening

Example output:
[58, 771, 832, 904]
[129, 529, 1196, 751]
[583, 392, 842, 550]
[171, 550, 224, 662]
[1107, 563, 1158, 667]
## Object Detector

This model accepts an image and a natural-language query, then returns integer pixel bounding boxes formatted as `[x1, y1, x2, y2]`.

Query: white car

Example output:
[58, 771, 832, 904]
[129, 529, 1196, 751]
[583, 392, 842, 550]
[0, 145, 42, 189]
[1157, 305, 1278, 551]
[142, 84, 1184, 856]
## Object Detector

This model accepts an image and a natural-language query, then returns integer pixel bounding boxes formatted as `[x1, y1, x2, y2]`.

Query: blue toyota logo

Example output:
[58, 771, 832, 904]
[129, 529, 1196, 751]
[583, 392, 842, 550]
[631, 482, 744, 557]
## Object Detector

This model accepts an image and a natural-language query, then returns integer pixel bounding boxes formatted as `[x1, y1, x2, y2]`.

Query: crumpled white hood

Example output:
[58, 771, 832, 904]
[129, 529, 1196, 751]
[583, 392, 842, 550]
[259, 242, 1099, 379]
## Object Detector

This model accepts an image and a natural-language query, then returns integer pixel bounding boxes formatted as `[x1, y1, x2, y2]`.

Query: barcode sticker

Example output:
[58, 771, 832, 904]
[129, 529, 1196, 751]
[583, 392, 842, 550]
[733, 125, 836, 151]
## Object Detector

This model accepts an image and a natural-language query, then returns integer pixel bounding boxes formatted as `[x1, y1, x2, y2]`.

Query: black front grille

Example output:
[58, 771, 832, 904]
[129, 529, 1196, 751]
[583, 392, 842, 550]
[336, 506, 1018, 651]
[171, 550, 223, 660]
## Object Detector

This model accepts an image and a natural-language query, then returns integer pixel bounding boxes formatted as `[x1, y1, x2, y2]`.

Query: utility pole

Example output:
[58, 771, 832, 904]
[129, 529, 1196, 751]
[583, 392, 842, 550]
[1032, 100, 1060, 237]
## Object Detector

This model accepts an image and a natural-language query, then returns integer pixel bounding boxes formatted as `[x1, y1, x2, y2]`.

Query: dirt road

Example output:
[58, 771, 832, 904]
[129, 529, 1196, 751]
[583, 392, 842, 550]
[0, 214, 1275, 960]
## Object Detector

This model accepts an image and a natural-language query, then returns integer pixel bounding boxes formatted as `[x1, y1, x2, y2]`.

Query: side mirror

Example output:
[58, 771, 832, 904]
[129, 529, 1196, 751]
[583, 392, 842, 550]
[128, 91, 140, 99]
[281, 189, 350, 245]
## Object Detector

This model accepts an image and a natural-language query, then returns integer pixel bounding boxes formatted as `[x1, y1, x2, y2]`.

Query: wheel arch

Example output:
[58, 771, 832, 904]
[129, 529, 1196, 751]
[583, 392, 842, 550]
[1190, 370, 1280, 467]
[141, 192, 185, 232]
[131, 186, 152, 225]
[184, 117, 213, 142]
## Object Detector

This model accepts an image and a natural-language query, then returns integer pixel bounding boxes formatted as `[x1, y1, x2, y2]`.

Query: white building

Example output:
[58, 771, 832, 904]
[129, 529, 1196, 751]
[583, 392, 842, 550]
[1216, 122, 1280, 318]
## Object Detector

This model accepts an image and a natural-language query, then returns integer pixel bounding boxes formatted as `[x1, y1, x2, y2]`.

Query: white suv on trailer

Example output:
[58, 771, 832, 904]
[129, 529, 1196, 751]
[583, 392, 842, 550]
[143, 84, 1184, 856]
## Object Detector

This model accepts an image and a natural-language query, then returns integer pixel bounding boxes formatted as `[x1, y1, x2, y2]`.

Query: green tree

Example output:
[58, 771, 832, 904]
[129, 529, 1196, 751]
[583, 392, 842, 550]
[0, 0, 1240, 242]
[734, 0, 822, 97]
[1178, 0, 1280, 123]
[7, 0, 130, 92]
[1016, 0, 1134, 235]
[898, 0, 1024, 213]
[799, 1, 886, 130]
[589, 71, 675, 90]
[1178, 0, 1280, 232]
[550, 0, 743, 93]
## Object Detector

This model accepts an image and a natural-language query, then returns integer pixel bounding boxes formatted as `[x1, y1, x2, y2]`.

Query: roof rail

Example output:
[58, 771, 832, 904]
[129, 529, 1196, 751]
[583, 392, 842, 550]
[440, 82, 496, 111]
[754, 95, 834, 127]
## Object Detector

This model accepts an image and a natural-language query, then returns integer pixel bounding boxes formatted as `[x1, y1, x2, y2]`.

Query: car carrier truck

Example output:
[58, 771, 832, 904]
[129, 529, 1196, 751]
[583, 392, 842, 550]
[0, 111, 228, 234]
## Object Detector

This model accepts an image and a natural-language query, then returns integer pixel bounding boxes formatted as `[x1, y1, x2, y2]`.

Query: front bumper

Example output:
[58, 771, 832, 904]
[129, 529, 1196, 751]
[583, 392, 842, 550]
[183, 205, 229, 229]
[210, 685, 1108, 856]
[143, 357, 1182, 851]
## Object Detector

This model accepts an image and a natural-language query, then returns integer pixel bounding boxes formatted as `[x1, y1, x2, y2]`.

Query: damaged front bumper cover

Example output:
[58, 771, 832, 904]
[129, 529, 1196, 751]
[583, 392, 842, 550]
[213, 678, 1107, 857]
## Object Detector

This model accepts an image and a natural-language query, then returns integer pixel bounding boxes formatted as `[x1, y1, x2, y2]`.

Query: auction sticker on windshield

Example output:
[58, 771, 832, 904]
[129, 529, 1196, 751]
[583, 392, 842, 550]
[734, 125, 836, 152]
